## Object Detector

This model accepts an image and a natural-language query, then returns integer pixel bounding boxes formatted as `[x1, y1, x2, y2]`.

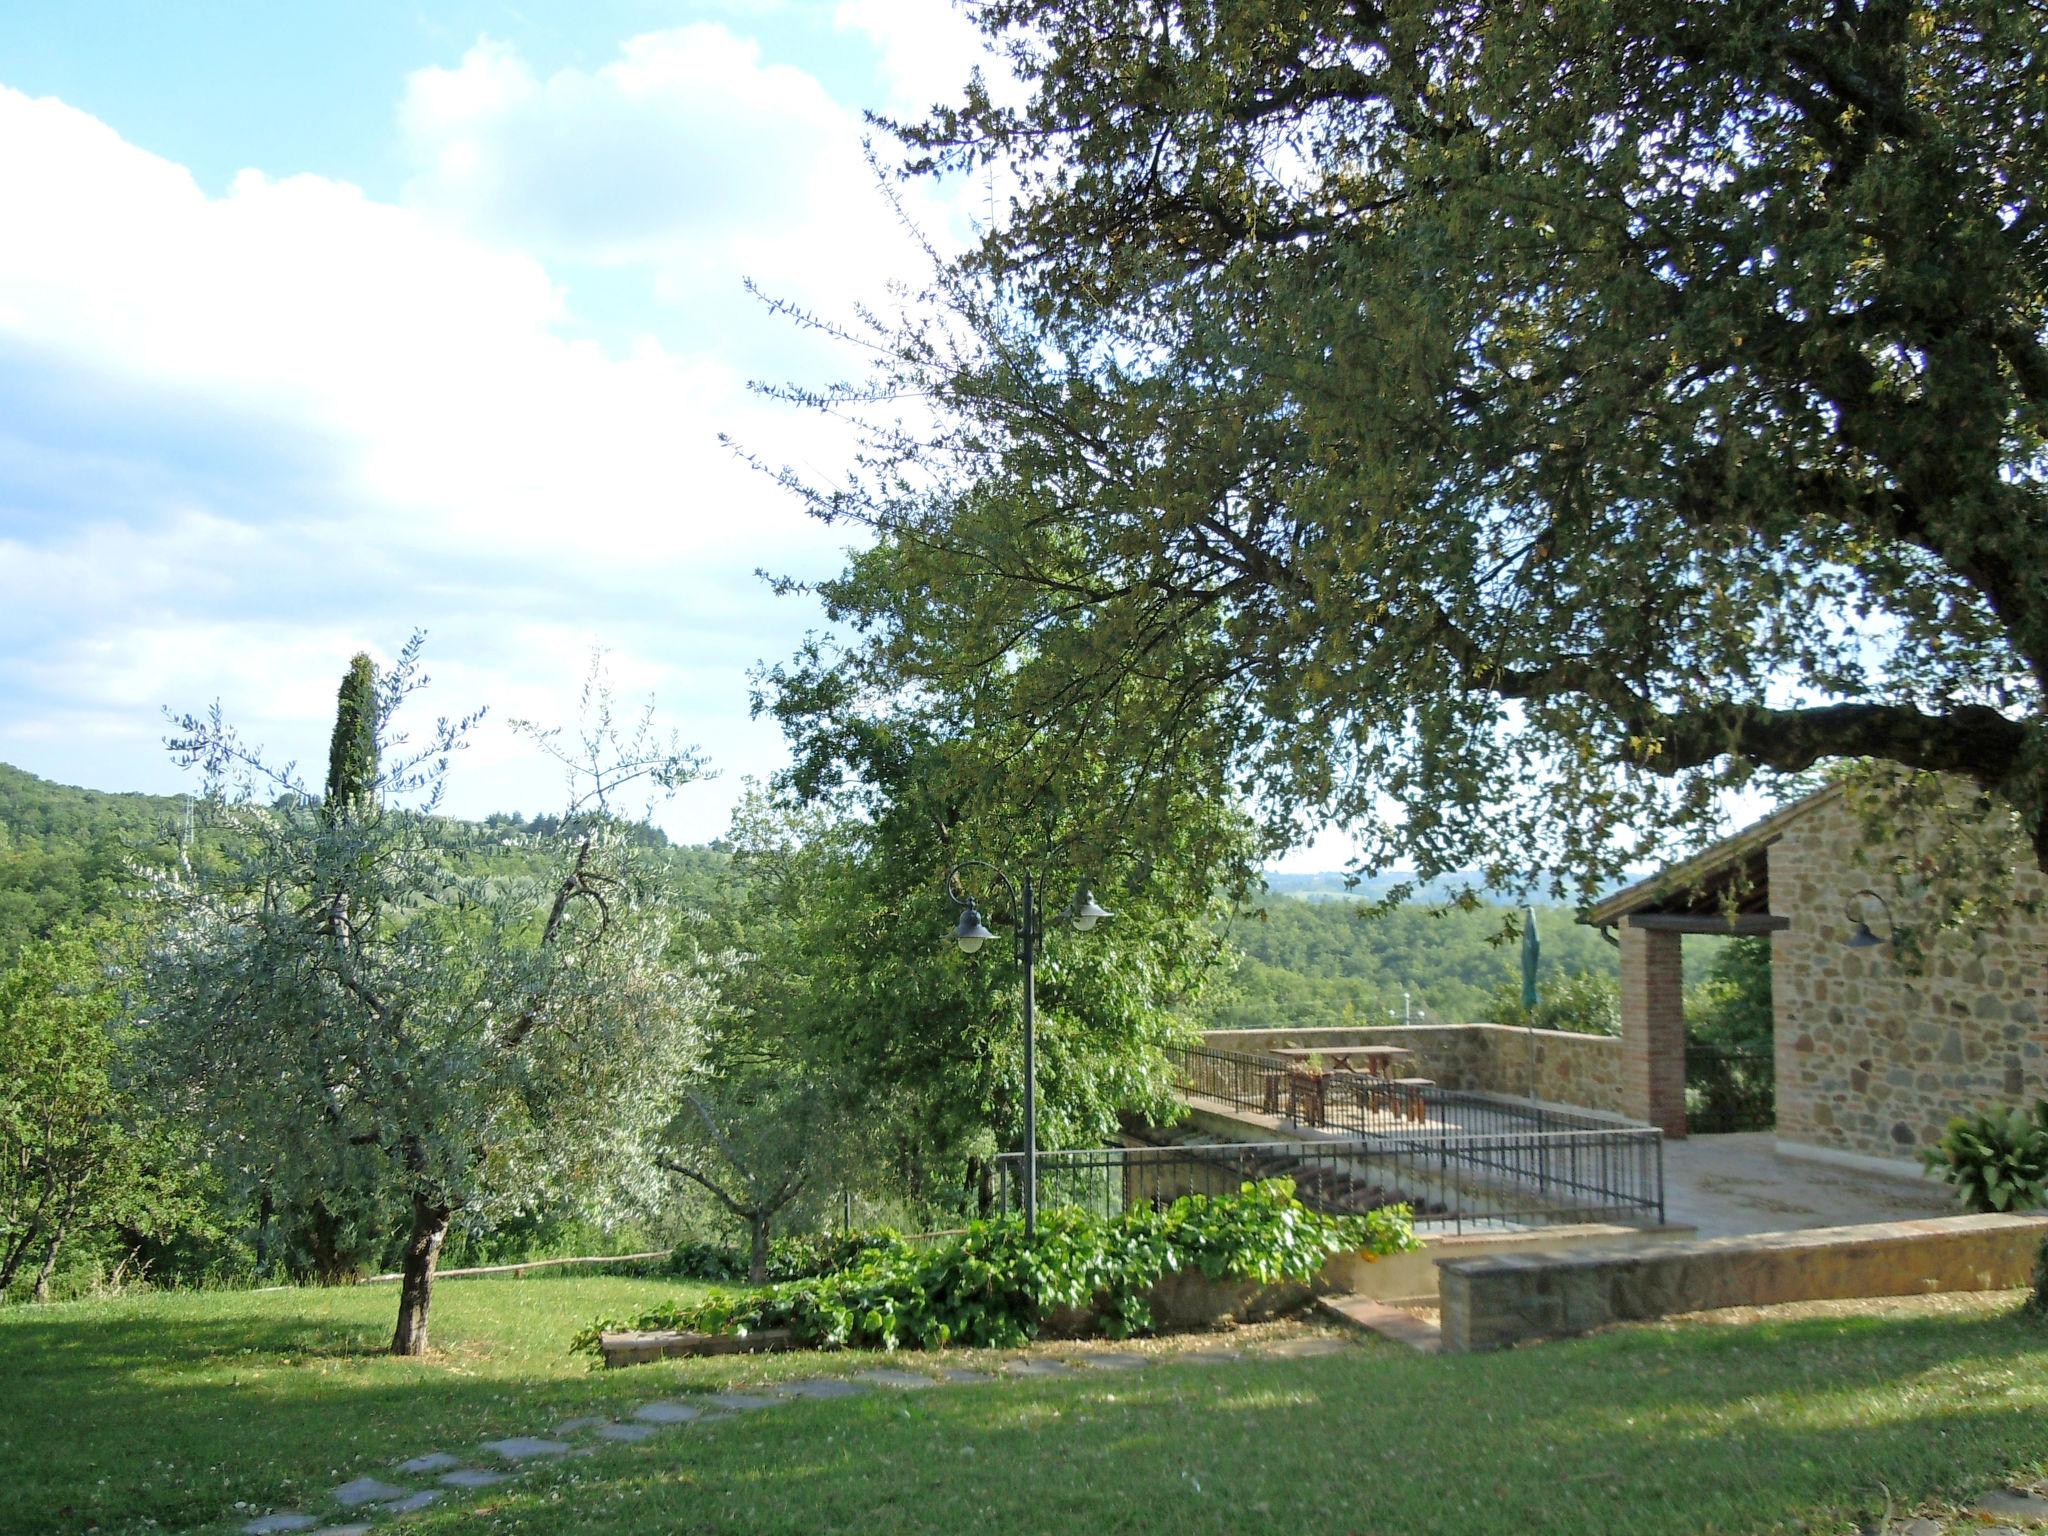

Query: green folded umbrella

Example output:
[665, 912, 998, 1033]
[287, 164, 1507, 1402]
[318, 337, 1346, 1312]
[1521, 904, 1541, 1014]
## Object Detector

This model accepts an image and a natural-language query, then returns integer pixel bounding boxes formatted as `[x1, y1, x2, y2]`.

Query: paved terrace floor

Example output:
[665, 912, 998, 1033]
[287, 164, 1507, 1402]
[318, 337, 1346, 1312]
[1663, 1132, 1958, 1238]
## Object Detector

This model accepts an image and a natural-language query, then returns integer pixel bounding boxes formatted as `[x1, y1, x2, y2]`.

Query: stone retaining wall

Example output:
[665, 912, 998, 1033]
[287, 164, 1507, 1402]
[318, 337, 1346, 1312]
[1436, 1212, 2048, 1352]
[1203, 1024, 1625, 1115]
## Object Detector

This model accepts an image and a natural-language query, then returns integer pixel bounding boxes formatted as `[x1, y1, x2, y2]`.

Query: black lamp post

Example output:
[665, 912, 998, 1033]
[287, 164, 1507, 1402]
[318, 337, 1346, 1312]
[945, 861, 1111, 1237]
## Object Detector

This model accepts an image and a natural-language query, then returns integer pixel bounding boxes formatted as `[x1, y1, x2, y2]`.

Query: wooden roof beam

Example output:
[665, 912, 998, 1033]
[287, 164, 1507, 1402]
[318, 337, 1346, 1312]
[1620, 913, 1790, 936]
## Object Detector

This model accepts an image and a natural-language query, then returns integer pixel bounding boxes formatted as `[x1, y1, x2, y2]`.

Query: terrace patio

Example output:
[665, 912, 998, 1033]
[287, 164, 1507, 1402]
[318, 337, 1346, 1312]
[1173, 1030, 1973, 1242]
[1661, 1131, 1958, 1239]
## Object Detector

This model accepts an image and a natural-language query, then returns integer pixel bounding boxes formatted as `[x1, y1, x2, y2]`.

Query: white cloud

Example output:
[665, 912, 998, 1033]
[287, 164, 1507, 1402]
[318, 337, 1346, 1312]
[397, 27, 954, 315]
[832, 0, 1014, 117]
[0, 83, 854, 838]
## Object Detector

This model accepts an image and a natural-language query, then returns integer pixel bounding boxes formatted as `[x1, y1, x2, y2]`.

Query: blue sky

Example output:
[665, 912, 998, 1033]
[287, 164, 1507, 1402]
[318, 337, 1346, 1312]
[0, 3, 1363, 868]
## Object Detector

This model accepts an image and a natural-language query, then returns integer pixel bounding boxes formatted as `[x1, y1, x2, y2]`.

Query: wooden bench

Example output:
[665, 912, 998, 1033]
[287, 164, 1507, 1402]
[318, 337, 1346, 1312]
[1390, 1077, 1434, 1124]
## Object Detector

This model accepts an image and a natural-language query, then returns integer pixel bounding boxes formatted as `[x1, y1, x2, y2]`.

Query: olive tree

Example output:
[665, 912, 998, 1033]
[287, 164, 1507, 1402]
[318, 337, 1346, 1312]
[145, 641, 712, 1353]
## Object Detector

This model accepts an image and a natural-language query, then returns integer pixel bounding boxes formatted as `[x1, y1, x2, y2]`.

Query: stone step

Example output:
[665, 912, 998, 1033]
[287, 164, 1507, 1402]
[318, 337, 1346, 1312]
[600, 1328, 796, 1367]
[1315, 1293, 1441, 1354]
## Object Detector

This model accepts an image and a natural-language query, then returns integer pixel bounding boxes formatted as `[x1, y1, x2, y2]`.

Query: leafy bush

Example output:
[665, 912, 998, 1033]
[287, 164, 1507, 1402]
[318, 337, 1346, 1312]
[1685, 937, 1773, 1054]
[1484, 969, 1620, 1036]
[578, 1180, 1417, 1356]
[664, 1240, 751, 1282]
[665, 1230, 911, 1283]
[1923, 1103, 2048, 1213]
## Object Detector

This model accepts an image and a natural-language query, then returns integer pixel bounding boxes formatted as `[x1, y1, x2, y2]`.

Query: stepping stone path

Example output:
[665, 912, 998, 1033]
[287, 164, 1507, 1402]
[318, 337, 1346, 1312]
[1254, 1336, 1353, 1359]
[632, 1400, 705, 1424]
[939, 1367, 996, 1384]
[706, 1391, 780, 1411]
[242, 1516, 319, 1534]
[1001, 1357, 1074, 1377]
[855, 1369, 937, 1389]
[770, 1377, 870, 1400]
[482, 1437, 573, 1461]
[440, 1468, 513, 1489]
[1976, 1489, 2048, 1526]
[397, 1452, 461, 1474]
[331, 1477, 409, 1509]
[595, 1421, 661, 1443]
[387, 1491, 442, 1514]
[555, 1416, 611, 1434]
[1075, 1351, 1148, 1370]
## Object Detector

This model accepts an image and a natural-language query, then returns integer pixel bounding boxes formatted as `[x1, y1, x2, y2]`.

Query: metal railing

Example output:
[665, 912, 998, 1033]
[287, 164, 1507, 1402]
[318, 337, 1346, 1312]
[1172, 1042, 1620, 1139]
[1685, 1045, 1776, 1133]
[995, 1129, 1665, 1235]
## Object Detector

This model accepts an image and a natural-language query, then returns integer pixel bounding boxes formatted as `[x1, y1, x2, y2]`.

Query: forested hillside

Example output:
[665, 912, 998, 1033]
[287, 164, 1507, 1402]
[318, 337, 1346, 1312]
[0, 763, 730, 962]
[1211, 896, 1622, 1029]
[1, 759, 1631, 1035]
[0, 764, 187, 962]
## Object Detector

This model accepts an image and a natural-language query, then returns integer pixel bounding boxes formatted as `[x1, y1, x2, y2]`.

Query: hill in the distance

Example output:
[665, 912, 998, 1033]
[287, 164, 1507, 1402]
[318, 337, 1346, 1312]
[1260, 868, 1628, 906]
[0, 761, 727, 963]
[2, 761, 1641, 1026]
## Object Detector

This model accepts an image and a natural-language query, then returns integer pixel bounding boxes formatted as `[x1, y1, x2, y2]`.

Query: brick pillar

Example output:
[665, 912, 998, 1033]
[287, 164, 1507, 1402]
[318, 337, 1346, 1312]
[1620, 922, 1688, 1137]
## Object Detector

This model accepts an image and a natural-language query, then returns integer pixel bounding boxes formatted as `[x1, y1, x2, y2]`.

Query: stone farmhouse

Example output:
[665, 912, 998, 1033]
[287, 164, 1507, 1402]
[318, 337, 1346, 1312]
[1585, 781, 2048, 1175]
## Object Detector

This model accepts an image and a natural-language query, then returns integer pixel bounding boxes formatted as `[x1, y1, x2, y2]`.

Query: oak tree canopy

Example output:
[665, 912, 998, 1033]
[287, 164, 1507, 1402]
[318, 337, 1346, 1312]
[773, 0, 2048, 894]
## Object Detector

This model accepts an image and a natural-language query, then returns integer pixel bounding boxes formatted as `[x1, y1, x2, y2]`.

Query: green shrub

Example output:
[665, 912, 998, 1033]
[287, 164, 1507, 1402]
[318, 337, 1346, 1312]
[665, 1230, 912, 1283]
[2031, 1236, 2048, 1317]
[1923, 1103, 2048, 1214]
[576, 1180, 1417, 1356]
[664, 1240, 750, 1282]
[1485, 969, 1620, 1036]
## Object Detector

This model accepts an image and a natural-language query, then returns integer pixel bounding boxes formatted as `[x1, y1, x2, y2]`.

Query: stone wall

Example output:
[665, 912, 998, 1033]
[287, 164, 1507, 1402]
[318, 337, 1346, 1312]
[1437, 1212, 2048, 1352]
[1770, 793, 2048, 1167]
[1201, 1024, 1626, 1115]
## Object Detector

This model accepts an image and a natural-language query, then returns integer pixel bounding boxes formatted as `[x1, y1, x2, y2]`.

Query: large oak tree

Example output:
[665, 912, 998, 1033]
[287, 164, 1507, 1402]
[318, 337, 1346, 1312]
[772, 0, 2048, 894]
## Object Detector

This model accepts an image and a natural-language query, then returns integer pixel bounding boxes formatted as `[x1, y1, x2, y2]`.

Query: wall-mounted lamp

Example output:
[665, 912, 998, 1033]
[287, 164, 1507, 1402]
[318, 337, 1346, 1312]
[1844, 889, 1892, 950]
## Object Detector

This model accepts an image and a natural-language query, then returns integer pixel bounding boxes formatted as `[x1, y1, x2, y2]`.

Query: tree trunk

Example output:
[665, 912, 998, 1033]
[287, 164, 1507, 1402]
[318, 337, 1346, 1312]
[305, 1198, 352, 1286]
[31, 1223, 67, 1302]
[390, 1195, 451, 1357]
[965, 1156, 995, 1218]
[254, 1189, 275, 1276]
[0, 1229, 34, 1295]
[748, 1212, 771, 1284]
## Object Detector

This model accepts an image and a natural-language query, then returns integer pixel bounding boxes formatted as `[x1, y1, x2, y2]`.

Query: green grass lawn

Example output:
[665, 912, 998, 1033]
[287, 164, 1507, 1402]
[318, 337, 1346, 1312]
[3, 1279, 2045, 1536]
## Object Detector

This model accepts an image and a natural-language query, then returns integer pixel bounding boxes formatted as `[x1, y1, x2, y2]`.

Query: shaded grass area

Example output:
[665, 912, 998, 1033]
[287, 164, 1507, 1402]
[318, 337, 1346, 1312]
[3, 1283, 2045, 1536]
[0, 1274, 722, 1536]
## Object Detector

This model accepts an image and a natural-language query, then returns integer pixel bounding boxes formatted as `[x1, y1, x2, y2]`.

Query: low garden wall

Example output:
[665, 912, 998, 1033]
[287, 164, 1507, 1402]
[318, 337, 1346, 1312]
[598, 1266, 1319, 1367]
[1203, 1024, 1626, 1115]
[1436, 1212, 2048, 1352]
[1330, 1223, 1687, 1305]
[597, 1223, 1686, 1365]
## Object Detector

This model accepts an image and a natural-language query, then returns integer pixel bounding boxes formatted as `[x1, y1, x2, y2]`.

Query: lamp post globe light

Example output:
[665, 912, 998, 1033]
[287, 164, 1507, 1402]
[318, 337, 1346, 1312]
[944, 861, 1112, 1237]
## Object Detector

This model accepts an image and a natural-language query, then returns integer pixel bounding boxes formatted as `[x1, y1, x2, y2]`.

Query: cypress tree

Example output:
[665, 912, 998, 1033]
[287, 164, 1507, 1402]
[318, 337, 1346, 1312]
[322, 653, 378, 826]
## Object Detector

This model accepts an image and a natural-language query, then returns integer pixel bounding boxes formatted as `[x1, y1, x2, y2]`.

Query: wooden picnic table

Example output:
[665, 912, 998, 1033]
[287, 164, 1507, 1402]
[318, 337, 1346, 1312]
[1257, 1046, 1429, 1128]
[1268, 1045, 1416, 1078]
